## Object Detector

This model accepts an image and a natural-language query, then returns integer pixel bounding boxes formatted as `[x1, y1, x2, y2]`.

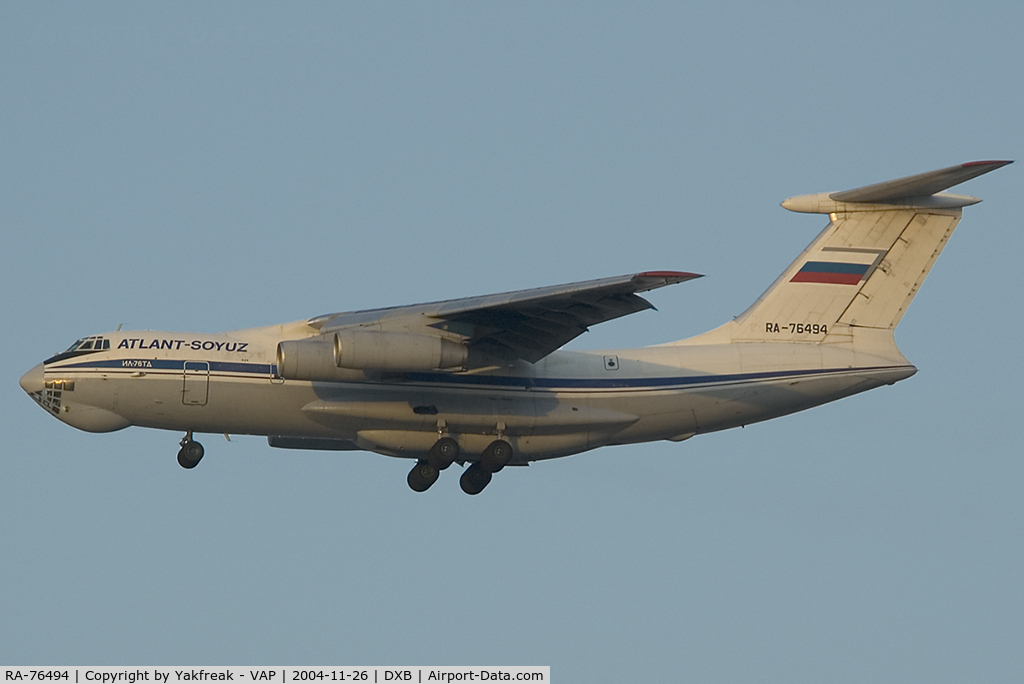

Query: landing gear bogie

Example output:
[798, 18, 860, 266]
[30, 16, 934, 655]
[407, 460, 440, 492]
[479, 439, 513, 473]
[459, 462, 493, 495]
[404, 436, 514, 494]
[427, 436, 459, 471]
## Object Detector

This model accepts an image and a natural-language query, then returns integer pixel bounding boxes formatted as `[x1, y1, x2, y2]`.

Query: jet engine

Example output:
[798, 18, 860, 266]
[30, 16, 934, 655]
[334, 330, 467, 371]
[277, 331, 467, 380]
[276, 335, 337, 381]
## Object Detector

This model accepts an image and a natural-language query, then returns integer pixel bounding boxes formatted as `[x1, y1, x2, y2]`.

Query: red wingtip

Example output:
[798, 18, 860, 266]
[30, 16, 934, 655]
[637, 270, 703, 280]
[962, 160, 1014, 167]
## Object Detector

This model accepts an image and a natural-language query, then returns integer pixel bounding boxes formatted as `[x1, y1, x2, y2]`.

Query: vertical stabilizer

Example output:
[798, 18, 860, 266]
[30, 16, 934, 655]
[680, 161, 1010, 349]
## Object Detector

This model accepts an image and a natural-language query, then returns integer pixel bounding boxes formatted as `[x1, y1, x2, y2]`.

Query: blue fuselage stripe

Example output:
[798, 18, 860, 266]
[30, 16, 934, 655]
[51, 358, 276, 375]
[45, 358, 908, 391]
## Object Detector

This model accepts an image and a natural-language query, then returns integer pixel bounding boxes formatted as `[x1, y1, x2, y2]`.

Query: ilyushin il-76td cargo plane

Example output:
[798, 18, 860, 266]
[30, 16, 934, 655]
[20, 161, 1010, 494]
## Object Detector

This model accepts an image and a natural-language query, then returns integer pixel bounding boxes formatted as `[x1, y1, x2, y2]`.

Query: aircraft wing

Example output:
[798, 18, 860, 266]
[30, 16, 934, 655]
[312, 271, 700, 365]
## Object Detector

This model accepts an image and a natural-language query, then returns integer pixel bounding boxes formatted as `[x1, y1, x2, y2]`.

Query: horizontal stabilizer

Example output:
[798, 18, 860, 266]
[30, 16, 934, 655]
[782, 160, 1012, 213]
[830, 160, 1012, 203]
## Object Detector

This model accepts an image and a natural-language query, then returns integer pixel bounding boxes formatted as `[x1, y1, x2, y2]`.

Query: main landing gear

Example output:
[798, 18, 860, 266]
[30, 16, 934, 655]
[460, 439, 512, 495]
[177, 431, 204, 469]
[407, 460, 440, 492]
[458, 462, 492, 495]
[406, 436, 459, 492]
[406, 436, 514, 495]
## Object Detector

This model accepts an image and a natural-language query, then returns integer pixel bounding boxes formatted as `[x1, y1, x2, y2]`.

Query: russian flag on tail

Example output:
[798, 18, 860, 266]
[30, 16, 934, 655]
[790, 261, 870, 285]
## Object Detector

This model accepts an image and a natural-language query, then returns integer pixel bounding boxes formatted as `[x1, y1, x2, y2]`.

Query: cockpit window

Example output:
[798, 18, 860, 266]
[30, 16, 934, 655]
[46, 335, 112, 364]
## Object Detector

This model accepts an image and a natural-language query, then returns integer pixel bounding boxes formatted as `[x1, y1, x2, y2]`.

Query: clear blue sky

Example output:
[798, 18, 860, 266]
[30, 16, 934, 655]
[3, 3, 1022, 681]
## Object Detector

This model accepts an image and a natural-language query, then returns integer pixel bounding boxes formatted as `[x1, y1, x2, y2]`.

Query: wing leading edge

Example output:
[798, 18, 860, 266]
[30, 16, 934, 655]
[312, 271, 700, 365]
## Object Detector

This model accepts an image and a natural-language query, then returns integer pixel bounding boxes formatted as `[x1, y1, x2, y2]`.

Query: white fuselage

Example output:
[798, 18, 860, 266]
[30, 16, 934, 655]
[24, 320, 915, 463]
[20, 160, 1007, 492]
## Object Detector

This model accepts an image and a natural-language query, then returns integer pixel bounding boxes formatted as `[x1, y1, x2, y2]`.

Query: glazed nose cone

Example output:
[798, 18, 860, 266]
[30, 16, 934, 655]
[19, 363, 44, 394]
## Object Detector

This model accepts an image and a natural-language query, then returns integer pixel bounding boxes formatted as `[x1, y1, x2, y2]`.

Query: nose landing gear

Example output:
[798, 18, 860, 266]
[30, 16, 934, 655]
[177, 432, 205, 469]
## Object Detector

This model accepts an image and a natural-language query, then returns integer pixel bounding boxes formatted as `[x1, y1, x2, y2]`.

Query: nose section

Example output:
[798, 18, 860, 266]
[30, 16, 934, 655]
[19, 363, 45, 395]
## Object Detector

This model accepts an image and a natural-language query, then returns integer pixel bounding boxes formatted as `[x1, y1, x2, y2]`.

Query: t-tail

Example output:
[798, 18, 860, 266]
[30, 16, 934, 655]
[682, 160, 1012, 355]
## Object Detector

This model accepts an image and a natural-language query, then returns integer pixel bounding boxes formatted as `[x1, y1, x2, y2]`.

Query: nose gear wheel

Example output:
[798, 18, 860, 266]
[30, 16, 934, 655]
[177, 433, 204, 469]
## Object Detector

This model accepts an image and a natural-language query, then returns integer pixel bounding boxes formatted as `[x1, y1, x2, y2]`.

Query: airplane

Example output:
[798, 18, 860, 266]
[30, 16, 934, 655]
[19, 160, 1010, 494]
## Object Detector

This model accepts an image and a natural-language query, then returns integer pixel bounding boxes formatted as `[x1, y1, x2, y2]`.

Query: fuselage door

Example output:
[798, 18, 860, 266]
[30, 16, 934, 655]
[182, 361, 210, 406]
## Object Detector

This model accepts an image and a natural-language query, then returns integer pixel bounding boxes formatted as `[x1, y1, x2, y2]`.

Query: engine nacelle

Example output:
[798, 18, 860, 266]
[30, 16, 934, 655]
[334, 330, 467, 371]
[277, 331, 467, 380]
[277, 335, 337, 381]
